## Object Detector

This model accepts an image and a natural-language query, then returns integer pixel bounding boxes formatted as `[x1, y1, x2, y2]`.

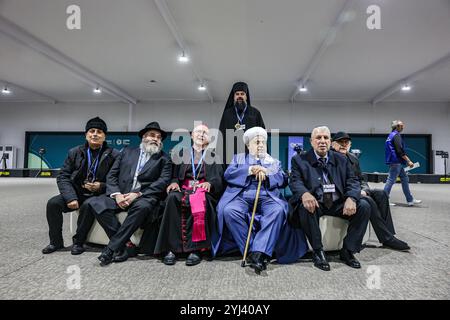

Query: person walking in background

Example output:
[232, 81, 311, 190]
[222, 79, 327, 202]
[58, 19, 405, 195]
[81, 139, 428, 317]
[384, 120, 422, 206]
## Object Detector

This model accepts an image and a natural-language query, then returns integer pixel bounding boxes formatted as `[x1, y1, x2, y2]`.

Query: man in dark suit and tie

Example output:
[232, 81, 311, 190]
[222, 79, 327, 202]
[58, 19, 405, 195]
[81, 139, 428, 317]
[289, 126, 370, 271]
[89, 122, 172, 266]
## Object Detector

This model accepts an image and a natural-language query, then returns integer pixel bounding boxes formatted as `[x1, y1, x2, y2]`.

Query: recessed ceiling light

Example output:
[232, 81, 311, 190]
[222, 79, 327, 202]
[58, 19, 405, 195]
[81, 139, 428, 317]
[2, 86, 11, 95]
[93, 87, 102, 94]
[178, 51, 189, 63]
[401, 84, 411, 91]
[299, 85, 308, 93]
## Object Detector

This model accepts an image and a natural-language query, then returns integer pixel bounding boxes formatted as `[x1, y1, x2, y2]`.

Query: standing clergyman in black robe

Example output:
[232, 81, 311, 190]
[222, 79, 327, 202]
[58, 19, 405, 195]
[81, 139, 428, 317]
[155, 124, 224, 266]
[219, 82, 265, 165]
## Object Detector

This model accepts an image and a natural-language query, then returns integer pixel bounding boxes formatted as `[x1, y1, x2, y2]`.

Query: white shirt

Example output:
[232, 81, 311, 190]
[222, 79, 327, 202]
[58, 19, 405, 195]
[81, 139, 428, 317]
[110, 147, 151, 199]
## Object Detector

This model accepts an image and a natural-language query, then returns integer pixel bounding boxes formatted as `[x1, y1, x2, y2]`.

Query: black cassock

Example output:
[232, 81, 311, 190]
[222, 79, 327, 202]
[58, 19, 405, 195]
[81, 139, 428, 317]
[218, 82, 266, 165]
[154, 150, 224, 256]
[219, 105, 265, 134]
[219, 106, 265, 164]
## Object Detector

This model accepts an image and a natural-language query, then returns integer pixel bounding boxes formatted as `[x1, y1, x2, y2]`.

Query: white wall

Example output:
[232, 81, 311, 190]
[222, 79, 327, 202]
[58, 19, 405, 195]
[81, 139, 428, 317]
[0, 100, 449, 173]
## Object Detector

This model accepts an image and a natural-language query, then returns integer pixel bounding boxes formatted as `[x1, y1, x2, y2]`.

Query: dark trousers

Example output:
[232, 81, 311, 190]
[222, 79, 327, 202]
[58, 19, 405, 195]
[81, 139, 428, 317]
[363, 189, 396, 243]
[298, 199, 371, 253]
[94, 197, 157, 252]
[72, 197, 99, 245]
[46, 194, 90, 246]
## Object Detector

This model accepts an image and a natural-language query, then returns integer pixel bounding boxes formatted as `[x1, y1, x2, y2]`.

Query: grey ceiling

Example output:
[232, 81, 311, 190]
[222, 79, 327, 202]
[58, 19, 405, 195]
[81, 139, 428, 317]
[1, 0, 449, 104]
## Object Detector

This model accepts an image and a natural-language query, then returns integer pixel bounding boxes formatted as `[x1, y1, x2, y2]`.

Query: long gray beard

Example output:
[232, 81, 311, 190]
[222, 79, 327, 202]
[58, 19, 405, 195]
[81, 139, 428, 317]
[140, 142, 162, 155]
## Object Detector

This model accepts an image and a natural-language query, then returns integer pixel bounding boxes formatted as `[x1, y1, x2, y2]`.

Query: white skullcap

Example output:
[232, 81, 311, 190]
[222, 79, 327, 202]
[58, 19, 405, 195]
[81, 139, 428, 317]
[243, 126, 267, 145]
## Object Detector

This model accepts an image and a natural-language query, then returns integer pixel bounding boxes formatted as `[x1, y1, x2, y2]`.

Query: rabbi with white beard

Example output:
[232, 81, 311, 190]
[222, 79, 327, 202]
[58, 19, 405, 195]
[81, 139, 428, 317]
[88, 122, 172, 266]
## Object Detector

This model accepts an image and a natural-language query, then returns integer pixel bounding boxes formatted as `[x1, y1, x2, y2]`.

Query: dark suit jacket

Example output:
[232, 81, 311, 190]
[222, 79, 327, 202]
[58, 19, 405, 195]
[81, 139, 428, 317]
[105, 146, 172, 200]
[289, 148, 361, 208]
[56, 142, 119, 203]
[345, 152, 370, 192]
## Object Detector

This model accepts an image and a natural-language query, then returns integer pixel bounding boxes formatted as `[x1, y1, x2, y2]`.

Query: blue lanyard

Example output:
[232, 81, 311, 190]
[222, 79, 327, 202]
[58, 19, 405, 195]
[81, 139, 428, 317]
[87, 148, 101, 179]
[234, 104, 248, 125]
[191, 148, 206, 180]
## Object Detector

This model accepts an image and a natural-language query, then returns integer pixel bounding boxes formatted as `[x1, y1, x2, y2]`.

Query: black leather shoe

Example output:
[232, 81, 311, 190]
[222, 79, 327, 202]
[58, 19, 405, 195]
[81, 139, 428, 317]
[42, 244, 64, 254]
[163, 251, 176, 265]
[312, 249, 330, 271]
[98, 247, 114, 266]
[262, 255, 271, 271]
[186, 252, 202, 266]
[249, 252, 265, 274]
[339, 248, 361, 269]
[383, 237, 410, 251]
[112, 249, 129, 263]
[71, 244, 85, 255]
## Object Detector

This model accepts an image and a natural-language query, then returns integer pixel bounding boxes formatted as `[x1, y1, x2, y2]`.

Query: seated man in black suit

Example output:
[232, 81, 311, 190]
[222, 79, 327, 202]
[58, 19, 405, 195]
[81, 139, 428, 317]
[88, 122, 172, 266]
[289, 126, 370, 271]
[331, 131, 409, 251]
[42, 117, 119, 255]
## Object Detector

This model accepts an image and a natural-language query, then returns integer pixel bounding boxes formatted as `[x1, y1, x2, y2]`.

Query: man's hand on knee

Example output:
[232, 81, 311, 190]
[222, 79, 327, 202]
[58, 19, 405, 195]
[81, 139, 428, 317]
[67, 200, 79, 210]
[343, 197, 356, 216]
[115, 194, 129, 210]
[123, 192, 141, 206]
[167, 182, 181, 193]
[301, 192, 318, 214]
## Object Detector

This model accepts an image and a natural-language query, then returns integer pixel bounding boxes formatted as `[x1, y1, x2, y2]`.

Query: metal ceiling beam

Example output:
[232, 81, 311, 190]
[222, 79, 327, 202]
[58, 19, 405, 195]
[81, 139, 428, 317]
[290, 0, 354, 103]
[0, 79, 57, 103]
[371, 52, 450, 104]
[0, 16, 137, 105]
[154, 0, 214, 103]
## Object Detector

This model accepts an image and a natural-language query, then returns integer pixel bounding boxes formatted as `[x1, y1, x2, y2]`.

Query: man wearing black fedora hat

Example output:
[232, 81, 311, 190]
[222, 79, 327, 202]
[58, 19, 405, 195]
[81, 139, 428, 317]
[331, 131, 410, 252]
[42, 117, 120, 255]
[87, 122, 172, 266]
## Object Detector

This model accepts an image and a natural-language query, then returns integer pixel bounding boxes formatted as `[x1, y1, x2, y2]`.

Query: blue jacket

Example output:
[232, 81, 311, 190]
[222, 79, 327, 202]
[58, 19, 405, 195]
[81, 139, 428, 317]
[385, 130, 406, 165]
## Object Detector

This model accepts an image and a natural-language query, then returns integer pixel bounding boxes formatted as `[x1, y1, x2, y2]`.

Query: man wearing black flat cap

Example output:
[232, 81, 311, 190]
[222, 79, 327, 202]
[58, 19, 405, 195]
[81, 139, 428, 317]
[219, 82, 265, 165]
[331, 131, 410, 252]
[88, 122, 172, 266]
[42, 117, 119, 255]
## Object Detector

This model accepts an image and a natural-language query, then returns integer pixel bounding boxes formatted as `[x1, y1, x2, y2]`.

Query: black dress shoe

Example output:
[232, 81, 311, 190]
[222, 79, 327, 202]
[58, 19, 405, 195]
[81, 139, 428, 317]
[383, 237, 410, 251]
[339, 248, 361, 269]
[249, 252, 265, 274]
[71, 244, 85, 255]
[163, 251, 176, 265]
[112, 249, 129, 263]
[262, 255, 272, 270]
[42, 244, 64, 254]
[312, 249, 330, 271]
[98, 247, 114, 266]
[186, 252, 202, 266]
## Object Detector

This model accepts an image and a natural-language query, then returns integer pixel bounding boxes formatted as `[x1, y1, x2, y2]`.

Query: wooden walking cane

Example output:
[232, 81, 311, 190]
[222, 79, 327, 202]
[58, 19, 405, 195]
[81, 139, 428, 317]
[241, 178, 263, 267]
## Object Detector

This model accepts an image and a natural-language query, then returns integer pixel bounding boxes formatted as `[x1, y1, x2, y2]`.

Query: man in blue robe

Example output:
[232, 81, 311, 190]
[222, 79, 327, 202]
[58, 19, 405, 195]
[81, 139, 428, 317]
[212, 127, 307, 273]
